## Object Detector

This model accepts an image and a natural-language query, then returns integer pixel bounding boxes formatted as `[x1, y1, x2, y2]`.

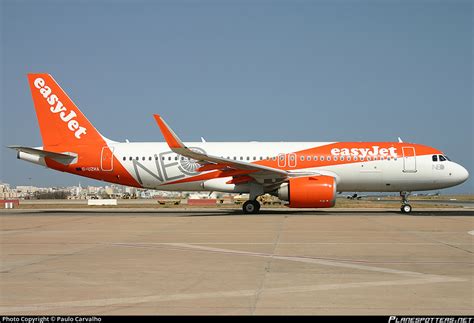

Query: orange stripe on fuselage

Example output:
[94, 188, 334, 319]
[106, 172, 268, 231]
[255, 142, 441, 170]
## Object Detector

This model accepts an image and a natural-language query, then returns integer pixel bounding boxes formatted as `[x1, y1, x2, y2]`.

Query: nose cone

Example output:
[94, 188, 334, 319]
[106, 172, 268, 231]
[455, 164, 469, 184]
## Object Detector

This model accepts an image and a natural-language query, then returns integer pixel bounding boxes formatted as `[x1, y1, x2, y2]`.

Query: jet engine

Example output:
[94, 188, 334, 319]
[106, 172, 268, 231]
[277, 176, 336, 208]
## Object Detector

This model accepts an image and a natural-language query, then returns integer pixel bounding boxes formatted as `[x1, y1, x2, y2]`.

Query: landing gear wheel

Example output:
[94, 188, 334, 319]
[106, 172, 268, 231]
[401, 204, 412, 214]
[399, 192, 412, 214]
[255, 201, 261, 213]
[243, 200, 260, 214]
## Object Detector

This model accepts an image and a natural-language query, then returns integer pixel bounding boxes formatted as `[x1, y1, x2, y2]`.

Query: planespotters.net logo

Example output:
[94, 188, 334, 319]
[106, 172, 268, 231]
[33, 78, 87, 139]
[388, 317, 473, 323]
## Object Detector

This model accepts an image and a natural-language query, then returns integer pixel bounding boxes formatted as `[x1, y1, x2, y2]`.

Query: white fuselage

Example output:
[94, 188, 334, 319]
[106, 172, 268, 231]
[109, 142, 468, 193]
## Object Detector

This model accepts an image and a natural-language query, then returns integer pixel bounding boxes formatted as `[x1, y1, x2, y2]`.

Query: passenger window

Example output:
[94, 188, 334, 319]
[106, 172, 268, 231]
[334, 156, 338, 161]
[168, 157, 172, 161]
[313, 156, 318, 161]
[307, 156, 311, 161]
[326, 156, 331, 161]
[347, 156, 351, 161]
[340, 156, 345, 161]
[129, 157, 132, 161]
[149, 157, 152, 161]
[123, 157, 126, 161]
[136, 157, 139, 160]
[439, 155, 446, 162]
[240, 157, 243, 160]
[290, 156, 295, 161]
[367, 157, 371, 161]
[300, 156, 305, 161]
[246, 157, 250, 161]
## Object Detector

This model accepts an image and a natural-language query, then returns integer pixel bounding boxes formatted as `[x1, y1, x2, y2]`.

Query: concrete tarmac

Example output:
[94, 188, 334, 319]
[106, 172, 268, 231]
[0, 208, 473, 315]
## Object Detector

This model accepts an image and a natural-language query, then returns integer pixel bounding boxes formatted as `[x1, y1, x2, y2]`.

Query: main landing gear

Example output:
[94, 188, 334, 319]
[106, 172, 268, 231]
[243, 183, 264, 214]
[243, 200, 261, 214]
[400, 192, 412, 214]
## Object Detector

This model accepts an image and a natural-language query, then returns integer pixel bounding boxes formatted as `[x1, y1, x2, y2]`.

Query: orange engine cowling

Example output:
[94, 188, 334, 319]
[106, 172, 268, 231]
[277, 176, 336, 208]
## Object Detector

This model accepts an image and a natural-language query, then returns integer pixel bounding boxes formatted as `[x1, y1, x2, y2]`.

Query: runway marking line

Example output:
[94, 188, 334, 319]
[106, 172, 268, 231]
[0, 242, 466, 313]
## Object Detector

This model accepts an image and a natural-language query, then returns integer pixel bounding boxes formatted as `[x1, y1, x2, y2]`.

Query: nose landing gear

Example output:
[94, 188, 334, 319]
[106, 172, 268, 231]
[400, 192, 412, 214]
[401, 204, 412, 213]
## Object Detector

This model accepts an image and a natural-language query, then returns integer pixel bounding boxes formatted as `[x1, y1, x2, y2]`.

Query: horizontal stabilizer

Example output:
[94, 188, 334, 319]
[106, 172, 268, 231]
[8, 146, 77, 163]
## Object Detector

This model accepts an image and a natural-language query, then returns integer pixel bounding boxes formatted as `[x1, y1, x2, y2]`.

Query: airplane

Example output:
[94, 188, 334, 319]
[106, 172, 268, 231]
[9, 74, 470, 214]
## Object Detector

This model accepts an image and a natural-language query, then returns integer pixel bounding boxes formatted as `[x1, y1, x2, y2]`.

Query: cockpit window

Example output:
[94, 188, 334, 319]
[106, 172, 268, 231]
[444, 155, 451, 161]
[439, 155, 447, 162]
[432, 155, 438, 162]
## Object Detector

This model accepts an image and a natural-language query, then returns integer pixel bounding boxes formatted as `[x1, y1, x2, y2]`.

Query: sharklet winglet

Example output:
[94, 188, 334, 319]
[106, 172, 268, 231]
[153, 114, 184, 149]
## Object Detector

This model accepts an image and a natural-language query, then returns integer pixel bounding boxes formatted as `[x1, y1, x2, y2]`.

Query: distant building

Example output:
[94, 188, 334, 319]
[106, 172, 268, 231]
[1, 182, 237, 201]
[16, 185, 39, 194]
[125, 186, 137, 196]
[0, 182, 19, 199]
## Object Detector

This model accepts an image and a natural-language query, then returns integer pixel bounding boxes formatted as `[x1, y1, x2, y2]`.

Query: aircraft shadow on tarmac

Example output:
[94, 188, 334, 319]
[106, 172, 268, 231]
[8, 209, 474, 217]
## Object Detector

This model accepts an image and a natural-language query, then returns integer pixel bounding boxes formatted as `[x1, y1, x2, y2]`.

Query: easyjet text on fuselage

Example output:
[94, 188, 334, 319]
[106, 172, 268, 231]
[330, 146, 397, 158]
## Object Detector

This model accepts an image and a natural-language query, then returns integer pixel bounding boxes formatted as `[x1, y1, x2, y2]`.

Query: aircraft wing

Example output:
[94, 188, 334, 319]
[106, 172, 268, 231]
[153, 115, 292, 182]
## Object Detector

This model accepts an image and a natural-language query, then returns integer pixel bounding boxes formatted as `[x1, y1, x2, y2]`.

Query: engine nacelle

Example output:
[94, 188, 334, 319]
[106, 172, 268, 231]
[278, 176, 336, 208]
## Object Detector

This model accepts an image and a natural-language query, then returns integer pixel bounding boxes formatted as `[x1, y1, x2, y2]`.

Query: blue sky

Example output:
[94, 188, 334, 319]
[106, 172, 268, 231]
[1, 0, 472, 193]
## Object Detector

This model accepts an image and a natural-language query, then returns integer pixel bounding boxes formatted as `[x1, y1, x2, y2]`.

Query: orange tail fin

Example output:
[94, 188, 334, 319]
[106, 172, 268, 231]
[27, 74, 105, 149]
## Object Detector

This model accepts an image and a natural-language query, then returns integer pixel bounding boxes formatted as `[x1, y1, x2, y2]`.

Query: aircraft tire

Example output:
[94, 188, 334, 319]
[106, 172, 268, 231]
[243, 200, 260, 214]
[400, 204, 412, 214]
